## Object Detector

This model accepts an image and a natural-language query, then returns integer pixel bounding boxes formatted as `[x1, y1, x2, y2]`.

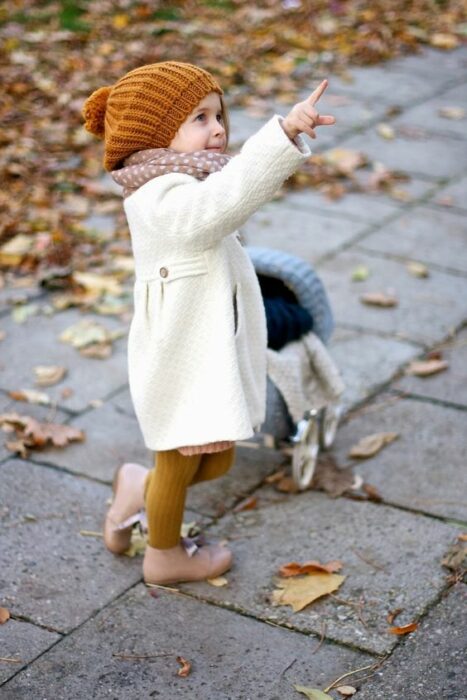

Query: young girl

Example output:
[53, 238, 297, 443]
[83, 61, 335, 586]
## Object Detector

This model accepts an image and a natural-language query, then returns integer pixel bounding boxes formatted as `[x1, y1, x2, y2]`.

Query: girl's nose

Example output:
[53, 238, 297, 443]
[212, 119, 225, 137]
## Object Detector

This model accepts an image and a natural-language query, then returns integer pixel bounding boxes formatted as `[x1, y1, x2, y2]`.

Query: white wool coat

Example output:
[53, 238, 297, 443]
[123, 116, 310, 451]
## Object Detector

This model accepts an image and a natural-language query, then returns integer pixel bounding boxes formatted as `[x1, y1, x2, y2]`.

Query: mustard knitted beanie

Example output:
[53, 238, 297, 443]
[83, 61, 223, 171]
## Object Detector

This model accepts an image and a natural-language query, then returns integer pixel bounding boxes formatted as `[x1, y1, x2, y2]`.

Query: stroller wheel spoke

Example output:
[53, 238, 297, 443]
[292, 414, 320, 491]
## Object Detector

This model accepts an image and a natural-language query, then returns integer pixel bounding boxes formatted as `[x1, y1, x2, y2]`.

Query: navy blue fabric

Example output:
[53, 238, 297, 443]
[258, 274, 313, 351]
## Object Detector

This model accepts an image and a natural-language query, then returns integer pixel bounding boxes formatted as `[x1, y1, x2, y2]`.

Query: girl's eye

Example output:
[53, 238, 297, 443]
[196, 113, 206, 121]
[217, 113, 223, 123]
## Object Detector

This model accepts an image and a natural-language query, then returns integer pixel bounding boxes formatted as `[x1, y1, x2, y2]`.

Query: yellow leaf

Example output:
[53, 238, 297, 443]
[0, 234, 34, 266]
[438, 106, 465, 120]
[348, 432, 398, 459]
[113, 13, 130, 29]
[0, 607, 10, 624]
[272, 573, 345, 612]
[376, 123, 395, 140]
[430, 33, 459, 49]
[406, 261, 429, 278]
[73, 272, 123, 296]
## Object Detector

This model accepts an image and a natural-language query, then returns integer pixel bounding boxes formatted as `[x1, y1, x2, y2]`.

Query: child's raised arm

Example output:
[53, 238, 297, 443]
[281, 79, 336, 141]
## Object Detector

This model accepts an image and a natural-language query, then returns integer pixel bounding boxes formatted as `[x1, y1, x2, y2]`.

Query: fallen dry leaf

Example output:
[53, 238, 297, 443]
[351, 265, 370, 282]
[360, 292, 398, 308]
[294, 686, 332, 700]
[458, 534, 467, 542]
[442, 541, 467, 573]
[0, 607, 10, 624]
[275, 476, 300, 493]
[79, 342, 113, 359]
[176, 656, 192, 677]
[0, 412, 84, 449]
[438, 106, 466, 120]
[405, 359, 449, 377]
[386, 608, 403, 625]
[8, 389, 51, 406]
[279, 560, 343, 577]
[5, 439, 29, 458]
[233, 495, 258, 513]
[323, 148, 367, 175]
[311, 455, 357, 498]
[348, 432, 398, 459]
[376, 123, 395, 140]
[362, 482, 383, 503]
[272, 573, 345, 612]
[430, 32, 459, 49]
[406, 261, 429, 278]
[336, 687, 357, 697]
[388, 621, 418, 635]
[265, 469, 286, 484]
[34, 365, 67, 387]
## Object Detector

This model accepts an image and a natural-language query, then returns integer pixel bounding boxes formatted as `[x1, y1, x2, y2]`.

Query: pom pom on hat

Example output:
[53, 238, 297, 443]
[82, 86, 112, 138]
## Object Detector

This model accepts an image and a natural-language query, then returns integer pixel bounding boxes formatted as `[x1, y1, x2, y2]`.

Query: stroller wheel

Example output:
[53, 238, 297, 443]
[291, 412, 320, 491]
[319, 403, 342, 450]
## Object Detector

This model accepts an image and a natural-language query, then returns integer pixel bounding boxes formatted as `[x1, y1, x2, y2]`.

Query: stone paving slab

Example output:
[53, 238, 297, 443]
[385, 47, 467, 80]
[31, 397, 151, 482]
[0, 308, 128, 413]
[394, 327, 467, 407]
[0, 618, 61, 685]
[0, 459, 141, 633]
[358, 206, 467, 275]
[358, 583, 467, 700]
[338, 128, 467, 179]
[317, 249, 467, 346]
[332, 397, 467, 521]
[329, 328, 419, 410]
[392, 82, 467, 140]
[0, 584, 373, 700]
[283, 178, 435, 224]
[314, 62, 448, 106]
[243, 203, 367, 262]
[181, 491, 457, 655]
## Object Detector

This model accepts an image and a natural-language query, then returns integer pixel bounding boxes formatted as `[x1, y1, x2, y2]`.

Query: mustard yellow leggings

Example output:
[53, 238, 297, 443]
[144, 447, 235, 549]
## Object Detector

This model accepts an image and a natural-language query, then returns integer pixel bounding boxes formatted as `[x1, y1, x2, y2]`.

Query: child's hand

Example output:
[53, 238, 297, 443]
[282, 79, 336, 140]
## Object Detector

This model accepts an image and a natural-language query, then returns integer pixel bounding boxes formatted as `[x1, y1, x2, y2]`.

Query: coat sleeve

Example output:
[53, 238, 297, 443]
[126, 116, 311, 251]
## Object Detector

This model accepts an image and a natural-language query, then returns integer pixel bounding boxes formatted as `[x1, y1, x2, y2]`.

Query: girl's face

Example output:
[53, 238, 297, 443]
[169, 92, 227, 153]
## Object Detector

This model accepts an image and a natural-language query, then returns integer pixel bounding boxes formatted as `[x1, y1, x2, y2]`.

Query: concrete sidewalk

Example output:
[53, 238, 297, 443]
[1, 46, 466, 699]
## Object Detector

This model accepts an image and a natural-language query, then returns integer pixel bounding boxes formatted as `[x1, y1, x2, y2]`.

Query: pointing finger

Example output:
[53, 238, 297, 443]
[307, 79, 328, 106]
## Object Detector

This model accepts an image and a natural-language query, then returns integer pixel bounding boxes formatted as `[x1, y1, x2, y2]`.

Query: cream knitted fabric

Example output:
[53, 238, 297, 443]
[122, 116, 310, 451]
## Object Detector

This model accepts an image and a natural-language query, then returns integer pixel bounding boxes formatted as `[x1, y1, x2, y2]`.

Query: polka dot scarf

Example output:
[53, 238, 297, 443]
[111, 147, 232, 198]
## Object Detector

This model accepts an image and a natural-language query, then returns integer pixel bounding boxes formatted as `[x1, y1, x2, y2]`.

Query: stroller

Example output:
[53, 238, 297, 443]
[247, 246, 345, 491]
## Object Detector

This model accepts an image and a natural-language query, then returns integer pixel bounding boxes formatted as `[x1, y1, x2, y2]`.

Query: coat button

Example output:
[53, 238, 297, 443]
[159, 267, 169, 278]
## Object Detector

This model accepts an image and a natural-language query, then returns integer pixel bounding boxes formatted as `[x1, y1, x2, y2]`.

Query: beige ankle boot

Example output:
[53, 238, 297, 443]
[143, 540, 233, 585]
[104, 462, 149, 554]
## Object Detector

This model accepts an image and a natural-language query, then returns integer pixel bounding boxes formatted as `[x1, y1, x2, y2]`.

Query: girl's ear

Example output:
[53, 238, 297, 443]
[220, 95, 230, 150]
